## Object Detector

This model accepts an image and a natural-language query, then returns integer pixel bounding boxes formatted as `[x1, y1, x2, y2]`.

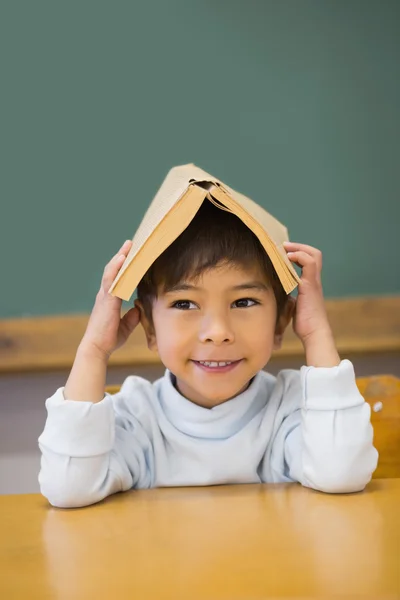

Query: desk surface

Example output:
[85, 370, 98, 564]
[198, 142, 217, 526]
[1, 480, 399, 599]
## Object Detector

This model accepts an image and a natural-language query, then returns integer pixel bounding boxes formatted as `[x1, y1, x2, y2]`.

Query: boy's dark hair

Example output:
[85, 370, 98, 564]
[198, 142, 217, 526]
[137, 200, 289, 328]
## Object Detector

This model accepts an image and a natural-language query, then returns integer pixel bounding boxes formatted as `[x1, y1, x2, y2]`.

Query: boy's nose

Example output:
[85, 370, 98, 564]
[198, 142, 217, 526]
[198, 314, 235, 345]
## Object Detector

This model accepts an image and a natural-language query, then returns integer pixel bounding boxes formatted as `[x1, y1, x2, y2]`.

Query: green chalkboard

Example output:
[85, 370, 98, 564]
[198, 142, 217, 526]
[2, 0, 399, 319]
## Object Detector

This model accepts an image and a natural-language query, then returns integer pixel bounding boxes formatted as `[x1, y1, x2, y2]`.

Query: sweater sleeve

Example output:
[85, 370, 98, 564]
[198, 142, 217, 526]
[38, 386, 153, 508]
[284, 359, 378, 493]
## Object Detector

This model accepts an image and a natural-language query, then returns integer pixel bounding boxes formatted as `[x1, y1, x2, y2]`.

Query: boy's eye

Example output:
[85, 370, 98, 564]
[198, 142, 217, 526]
[233, 298, 259, 308]
[171, 298, 260, 310]
[171, 300, 197, 310]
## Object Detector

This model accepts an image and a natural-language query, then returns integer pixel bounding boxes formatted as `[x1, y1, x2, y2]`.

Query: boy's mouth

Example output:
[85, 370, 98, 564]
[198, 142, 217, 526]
[191, 359, 242, 373]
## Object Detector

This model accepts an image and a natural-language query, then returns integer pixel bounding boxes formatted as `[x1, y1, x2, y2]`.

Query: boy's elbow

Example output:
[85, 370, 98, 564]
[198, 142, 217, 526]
[38, 461, 111, 509]
[304, 447, 379, 495]
[38, 448, 124, 508]
[306, 473, 370, 495]
[39, 477, 101, 508]
[42, 491, 92, 509]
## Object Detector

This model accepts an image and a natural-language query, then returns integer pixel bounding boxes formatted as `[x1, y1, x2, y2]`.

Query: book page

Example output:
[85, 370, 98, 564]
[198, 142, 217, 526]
[209, 186, 300, 292]
[109, 185, 206, 299]
[109, 165, 205, 292]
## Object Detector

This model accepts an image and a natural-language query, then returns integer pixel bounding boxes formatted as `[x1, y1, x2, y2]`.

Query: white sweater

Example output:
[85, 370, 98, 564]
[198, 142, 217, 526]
[38, 359, 378, 508]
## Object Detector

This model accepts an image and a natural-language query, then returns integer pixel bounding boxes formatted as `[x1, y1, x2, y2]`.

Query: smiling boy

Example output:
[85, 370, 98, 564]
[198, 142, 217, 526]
[38, 201, 378, 507]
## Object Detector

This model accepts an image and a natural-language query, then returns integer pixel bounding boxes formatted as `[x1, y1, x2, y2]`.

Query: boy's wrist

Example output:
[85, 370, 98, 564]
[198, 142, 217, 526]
[302, 329, 341, 368]
[79, 337, 111, 364]
[64, 340, 109, 403]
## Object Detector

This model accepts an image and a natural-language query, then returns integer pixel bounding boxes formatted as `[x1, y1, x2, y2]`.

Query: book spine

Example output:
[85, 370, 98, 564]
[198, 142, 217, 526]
[206, 192, 233, 213]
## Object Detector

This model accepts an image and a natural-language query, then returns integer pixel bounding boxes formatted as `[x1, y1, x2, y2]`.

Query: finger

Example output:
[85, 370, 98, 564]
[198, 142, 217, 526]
[110, 240, 132, 268]
[103, 253, 126, 284]
[102, 242, 131, 287]
[283, 241, 321, 257]
[283, 241, 322, 269]
[120, 306, 141, 334]
[286, 250, 321, 283]
[113, 239, 132, 259]
[103, 240, 132, 277]
[286, 250, 315, 267]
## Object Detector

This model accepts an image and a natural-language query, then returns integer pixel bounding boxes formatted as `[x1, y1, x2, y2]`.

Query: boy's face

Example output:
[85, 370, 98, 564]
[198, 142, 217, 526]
[138, 263, 293, 408]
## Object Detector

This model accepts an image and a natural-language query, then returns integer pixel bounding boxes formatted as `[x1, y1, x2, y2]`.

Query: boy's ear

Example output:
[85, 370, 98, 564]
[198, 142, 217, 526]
[134, 299, 158, 353]
[273, 295, 296, 351]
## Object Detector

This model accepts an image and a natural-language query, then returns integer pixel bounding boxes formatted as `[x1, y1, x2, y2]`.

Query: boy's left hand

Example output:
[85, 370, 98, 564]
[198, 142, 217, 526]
[283, 241, 340, 367]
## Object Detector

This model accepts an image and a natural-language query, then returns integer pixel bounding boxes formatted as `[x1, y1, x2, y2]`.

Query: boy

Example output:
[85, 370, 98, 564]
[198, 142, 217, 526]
[38, 201, 378, 508]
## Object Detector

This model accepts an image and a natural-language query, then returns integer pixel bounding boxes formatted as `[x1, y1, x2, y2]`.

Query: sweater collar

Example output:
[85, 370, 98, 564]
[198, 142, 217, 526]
[159, 369, 267, 439]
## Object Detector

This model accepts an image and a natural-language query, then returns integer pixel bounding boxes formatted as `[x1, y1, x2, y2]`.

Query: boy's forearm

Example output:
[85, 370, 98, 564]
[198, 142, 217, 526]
[303, 330, 341, 368]
[64, 341, 109, 403]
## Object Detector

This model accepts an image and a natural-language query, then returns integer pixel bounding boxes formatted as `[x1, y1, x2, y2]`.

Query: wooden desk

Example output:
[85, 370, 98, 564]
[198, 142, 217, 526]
[1, 480, 399, 599]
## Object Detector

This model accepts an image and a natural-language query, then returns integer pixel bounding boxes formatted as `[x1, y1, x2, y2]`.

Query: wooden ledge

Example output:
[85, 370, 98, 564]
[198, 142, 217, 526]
[0, 296, 399, 374]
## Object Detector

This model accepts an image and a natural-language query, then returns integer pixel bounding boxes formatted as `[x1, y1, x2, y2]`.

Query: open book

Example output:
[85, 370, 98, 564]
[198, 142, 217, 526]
[109, 164, 300, 300]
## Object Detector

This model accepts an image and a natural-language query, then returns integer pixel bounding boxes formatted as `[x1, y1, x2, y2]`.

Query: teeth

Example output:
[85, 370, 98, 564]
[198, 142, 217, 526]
[198, 361, 232, 367]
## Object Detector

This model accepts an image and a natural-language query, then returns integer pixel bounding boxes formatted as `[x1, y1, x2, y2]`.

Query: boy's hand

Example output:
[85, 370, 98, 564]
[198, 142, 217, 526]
[283, 241, 340, 367]
[81, 240, 140, 360]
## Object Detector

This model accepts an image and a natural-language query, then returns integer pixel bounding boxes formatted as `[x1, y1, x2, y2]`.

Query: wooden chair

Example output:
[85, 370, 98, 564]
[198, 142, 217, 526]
[356, 375, 400, 479]
[106, 375, 400, 479]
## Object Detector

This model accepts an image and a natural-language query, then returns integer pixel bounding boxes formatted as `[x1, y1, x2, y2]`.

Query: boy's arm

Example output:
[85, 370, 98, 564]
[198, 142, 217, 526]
[38, 397, 133, 508]
[38, 355, 154, 508]
[64, 340, 109, 403]
[38, 240, 148, 508]
[280, 242, 378, 492]
[38, 343, 124, 508]
[284, 358, 378, 493]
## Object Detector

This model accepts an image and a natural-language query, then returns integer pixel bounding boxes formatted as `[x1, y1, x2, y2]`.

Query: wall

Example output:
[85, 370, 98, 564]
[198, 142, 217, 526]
[1, 0, 400, 321]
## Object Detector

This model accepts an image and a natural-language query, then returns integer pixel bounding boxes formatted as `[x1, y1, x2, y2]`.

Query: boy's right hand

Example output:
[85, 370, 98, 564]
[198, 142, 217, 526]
[81, 240, 140, 360]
